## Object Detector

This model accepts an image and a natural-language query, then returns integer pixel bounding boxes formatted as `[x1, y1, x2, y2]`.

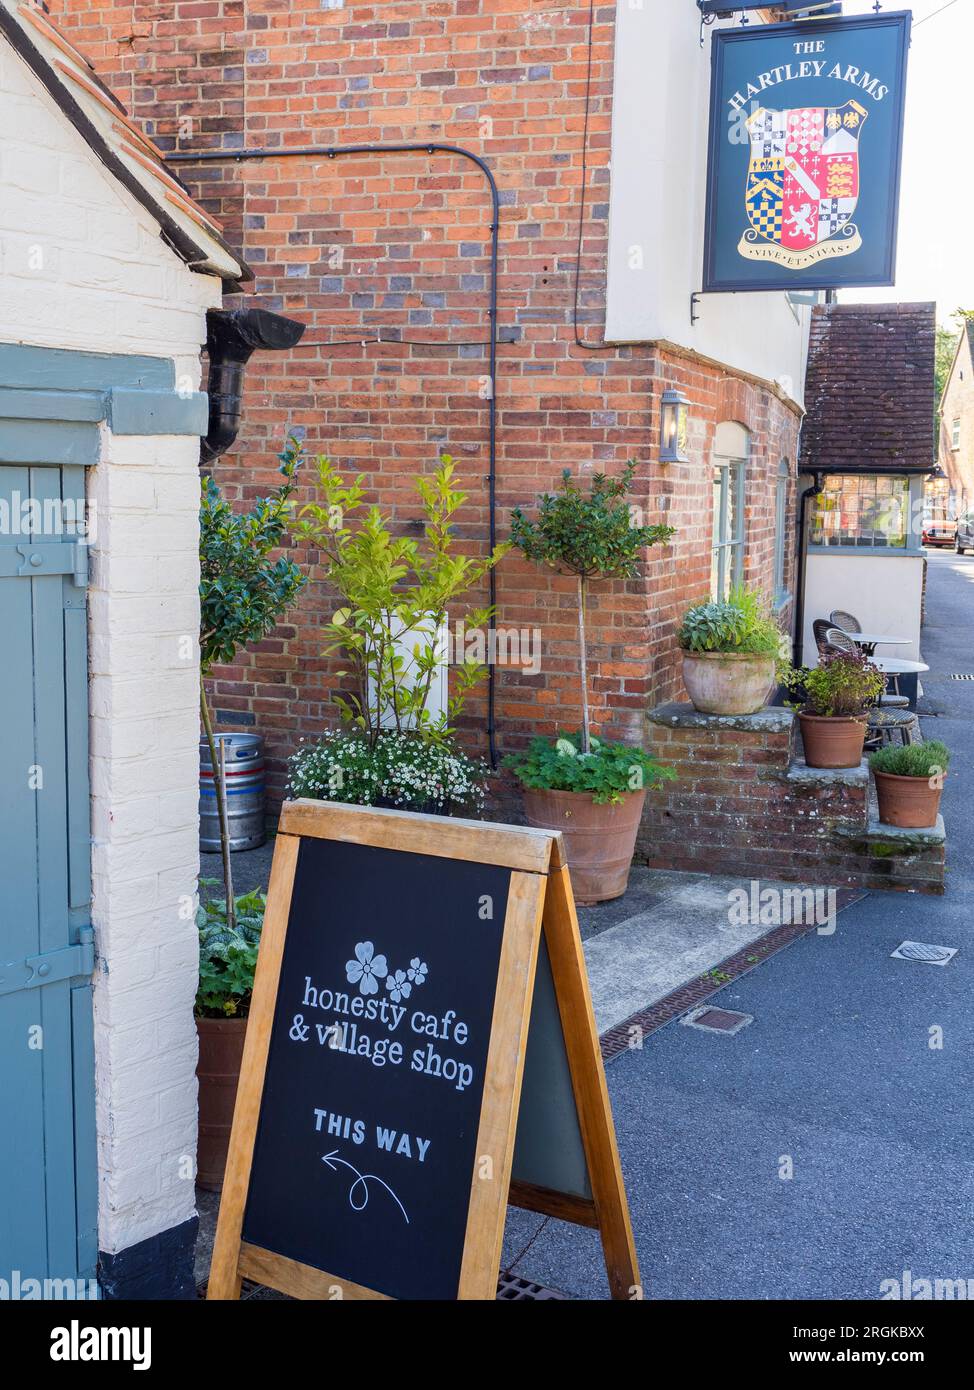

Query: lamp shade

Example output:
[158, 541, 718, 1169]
[660, 388, 690, 463]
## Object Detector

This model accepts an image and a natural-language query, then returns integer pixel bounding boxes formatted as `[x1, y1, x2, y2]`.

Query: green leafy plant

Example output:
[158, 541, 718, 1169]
[510, 463, 674, 753]
[504, 732, 676, 806]
[199, 439, 305, 927]
[294, 453, 507, 745]
[678, 584, 784, 657]
[869, 740, 950, 779]
[288, 730, 489, 814]
[781, 648, 886, 719]
[195, 884, 267, 1018]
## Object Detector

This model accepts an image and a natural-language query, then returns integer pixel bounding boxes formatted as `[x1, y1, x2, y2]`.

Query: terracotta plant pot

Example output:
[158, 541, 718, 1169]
[681, 651, 775, 716]
[196, 1015, 248, 1191]
[874, 770, 945, 829]
[798, 713, 866, 770]
[522, 786, 646, 905]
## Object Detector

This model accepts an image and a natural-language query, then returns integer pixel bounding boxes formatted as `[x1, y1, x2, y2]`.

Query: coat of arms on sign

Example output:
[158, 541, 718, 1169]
[740, 99, 866, 269]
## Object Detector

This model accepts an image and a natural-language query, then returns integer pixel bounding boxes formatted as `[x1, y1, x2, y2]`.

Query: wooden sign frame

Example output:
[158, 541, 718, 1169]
[207, 800, 639, 1302]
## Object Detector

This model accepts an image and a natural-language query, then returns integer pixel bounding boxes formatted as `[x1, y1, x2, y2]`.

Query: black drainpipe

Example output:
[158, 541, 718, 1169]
[792, 470, 824, 668]
[202, 306, 306, 464]
[171, 142, 502, 767]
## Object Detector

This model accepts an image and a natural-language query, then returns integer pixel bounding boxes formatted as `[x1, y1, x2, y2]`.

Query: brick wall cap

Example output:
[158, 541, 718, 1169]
[649, 701, 794, 733]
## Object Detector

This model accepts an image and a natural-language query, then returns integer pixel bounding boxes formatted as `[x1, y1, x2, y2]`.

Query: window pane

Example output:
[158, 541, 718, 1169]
[774, 468, 788, 594]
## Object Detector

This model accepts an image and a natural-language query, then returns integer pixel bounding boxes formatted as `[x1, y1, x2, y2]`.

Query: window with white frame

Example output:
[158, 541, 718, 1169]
[951, 417, 961, 450]
[774, 458, 790, 599]
[711, 422, 749, 599]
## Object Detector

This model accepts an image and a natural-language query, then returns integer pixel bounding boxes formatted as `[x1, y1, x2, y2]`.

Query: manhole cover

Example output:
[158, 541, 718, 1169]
[496, 1271, 567, 1300]
[681, 1006, 753, 1035]
[891, 940, 958, 965]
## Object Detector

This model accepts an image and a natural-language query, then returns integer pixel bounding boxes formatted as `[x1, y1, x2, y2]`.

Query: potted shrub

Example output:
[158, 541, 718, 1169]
[506, 464, 676, 904]
[505, 734, 675, 903]
[870, 740, 949, 829]
[678, 586, 783, 715]
[195, 886, 266, 1190]
[291, 452, 505, 812]
[782, 648, 886, 769]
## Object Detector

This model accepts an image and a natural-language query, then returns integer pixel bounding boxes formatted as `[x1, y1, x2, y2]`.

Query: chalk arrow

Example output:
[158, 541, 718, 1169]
[321, 1149, 410, 1224]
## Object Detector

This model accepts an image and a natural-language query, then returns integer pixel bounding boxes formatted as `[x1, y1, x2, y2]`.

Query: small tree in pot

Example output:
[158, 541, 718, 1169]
[289, 452, 505, 813]
[782, 648, 886, 769]
[196, 440, 304, 1190]
[506, 465, 676, 904]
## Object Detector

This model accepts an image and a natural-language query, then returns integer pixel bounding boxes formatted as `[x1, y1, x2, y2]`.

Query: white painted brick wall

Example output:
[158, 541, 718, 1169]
[0, 38, 226, 1256]
[89, 432, 207, 1255]
[0, 41, 219, 364]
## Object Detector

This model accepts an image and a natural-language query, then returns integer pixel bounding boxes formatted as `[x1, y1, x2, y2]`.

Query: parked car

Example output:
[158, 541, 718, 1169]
[955, 512, 974, 554]
[921, 517, 957, 548]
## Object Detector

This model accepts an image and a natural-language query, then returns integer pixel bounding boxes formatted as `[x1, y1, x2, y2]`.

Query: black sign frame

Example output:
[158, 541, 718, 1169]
[702, 12, 911, 293]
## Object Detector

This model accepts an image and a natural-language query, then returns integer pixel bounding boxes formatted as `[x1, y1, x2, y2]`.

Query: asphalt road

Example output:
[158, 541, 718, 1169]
[507, 550, 974, 1300]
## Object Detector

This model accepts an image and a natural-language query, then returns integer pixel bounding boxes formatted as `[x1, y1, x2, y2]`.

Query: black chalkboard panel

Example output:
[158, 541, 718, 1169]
[242, 835, 512, 1301]
[512, 936, 591, 1201]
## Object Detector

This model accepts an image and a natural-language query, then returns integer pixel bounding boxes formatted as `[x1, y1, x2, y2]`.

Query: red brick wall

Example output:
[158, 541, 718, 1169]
[643, 706, 945, 895]
[57, 0, 802, 805]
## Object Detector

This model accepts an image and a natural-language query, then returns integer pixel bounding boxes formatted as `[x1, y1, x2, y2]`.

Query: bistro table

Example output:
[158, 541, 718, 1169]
[845, 631, 911, 657]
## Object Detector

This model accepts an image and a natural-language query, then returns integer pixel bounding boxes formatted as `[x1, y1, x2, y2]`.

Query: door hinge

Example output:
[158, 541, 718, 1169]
[0, 541, 89, 586]
[0, 929, 95, 997]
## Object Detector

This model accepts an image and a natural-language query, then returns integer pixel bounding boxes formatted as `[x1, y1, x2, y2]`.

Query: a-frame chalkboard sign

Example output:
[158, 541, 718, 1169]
[207, 800, 638, 1302]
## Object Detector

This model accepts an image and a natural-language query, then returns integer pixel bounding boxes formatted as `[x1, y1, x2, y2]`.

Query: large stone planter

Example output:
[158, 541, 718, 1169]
[521, 786, 646, 905]
[681, 651, 774, 716]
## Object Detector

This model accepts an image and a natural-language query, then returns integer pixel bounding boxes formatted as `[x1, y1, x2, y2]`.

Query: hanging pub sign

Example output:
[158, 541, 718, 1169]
[207, 800, 639, 1301]
[703, 11, 911, 292]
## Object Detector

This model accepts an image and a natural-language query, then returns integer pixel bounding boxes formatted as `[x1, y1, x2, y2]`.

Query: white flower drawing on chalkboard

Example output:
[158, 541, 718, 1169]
[407, 958, 428, 985]
[345, 942, 388, 996]
[385, 969, 411, 1003]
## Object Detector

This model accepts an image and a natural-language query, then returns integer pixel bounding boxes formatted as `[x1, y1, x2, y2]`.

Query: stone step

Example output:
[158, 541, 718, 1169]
[786, 757, 868, 789]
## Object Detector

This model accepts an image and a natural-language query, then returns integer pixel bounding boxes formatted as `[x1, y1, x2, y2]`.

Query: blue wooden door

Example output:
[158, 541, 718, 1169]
[0, 463, 97, 1292]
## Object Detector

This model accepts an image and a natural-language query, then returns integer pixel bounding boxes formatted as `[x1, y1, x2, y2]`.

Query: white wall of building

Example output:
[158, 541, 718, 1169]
[0, 39, 216, 385]
[0, 36, 222, 1255]
[803, 554, 924, 666]
[605, 2, 811, 406]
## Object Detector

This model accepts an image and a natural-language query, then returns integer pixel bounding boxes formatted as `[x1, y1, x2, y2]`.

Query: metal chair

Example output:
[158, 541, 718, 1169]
[824, 626, 857, 656]
[812, 618, 833, 657]
[826, 626, 909, 710]
[866, 707, 920, 748]
[829, 609, 861, 633]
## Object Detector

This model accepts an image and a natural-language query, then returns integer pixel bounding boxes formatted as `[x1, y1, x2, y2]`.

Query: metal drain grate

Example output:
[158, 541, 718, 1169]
[891, 940, 958, 966]
[497, 1271, 568, 1300]
[681, 1006, 753, 1035]
[948, 673, 974, 681]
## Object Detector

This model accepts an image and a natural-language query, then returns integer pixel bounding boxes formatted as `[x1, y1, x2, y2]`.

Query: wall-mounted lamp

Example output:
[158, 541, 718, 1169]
[659, 388, 690, 464]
